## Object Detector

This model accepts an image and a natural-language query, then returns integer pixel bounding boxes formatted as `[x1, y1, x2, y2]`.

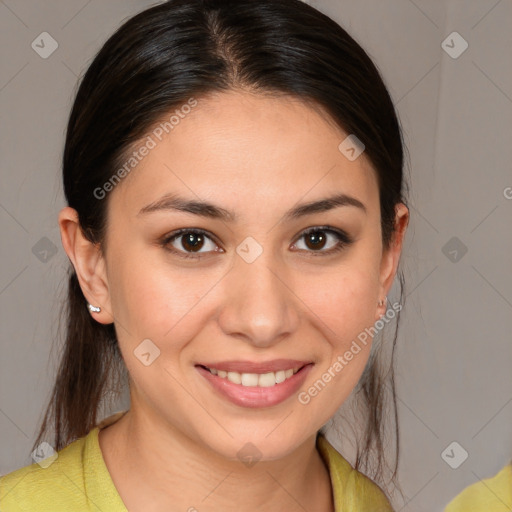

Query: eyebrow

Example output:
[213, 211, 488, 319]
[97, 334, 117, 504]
[138, 192, 366, 222]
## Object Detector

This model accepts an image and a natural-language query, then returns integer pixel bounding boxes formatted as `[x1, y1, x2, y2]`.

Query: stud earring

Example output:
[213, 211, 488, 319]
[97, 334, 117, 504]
[87, 303, 101, 313]
[378, 297, 387, 307]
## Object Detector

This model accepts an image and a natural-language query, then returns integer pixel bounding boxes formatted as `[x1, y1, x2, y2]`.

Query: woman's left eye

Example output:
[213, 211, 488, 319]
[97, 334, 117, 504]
[160, 226, 353, 259]
[291, 226, 353, 256]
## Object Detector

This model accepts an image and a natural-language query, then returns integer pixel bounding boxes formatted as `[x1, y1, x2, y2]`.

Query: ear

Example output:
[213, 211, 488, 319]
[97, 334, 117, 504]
[58, 206, 114, 324]
[375, 202, 409, 321]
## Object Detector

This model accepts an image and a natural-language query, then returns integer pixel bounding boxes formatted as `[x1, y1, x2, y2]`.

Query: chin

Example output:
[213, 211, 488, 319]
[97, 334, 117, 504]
[194, 423, 312, 464]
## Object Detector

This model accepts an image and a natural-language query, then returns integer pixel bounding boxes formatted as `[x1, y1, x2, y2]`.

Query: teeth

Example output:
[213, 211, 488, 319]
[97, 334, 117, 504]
[208, 366, 301, 387]
[258, 372, 276, 387]
[241, 373, 258, 386]
[275, 370, 286, 383]
[227, 371, 242, 384]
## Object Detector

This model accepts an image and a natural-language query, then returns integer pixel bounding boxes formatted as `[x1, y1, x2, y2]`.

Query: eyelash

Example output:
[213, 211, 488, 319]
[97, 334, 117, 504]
[159, 226, 354, 260]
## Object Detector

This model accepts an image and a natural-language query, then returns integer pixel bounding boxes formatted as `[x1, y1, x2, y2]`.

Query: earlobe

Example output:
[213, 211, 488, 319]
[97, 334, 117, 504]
[58, 206, 114, 324]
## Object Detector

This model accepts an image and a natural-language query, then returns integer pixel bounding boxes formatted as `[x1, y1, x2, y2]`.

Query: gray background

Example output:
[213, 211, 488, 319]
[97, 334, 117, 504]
[1, 1, 511, 511]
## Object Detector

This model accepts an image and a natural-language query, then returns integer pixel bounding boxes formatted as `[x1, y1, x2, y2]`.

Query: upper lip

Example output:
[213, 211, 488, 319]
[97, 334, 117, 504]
[196, 359, 312, 374]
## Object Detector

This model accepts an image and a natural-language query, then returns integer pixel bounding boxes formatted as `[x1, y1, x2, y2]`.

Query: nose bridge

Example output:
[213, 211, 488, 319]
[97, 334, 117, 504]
[218, 242, 299, 347]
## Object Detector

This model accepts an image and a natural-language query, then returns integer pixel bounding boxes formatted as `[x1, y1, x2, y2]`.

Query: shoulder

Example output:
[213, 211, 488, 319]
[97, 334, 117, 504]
[316, 433, 394, 512]
[0, 411, 129, 512]
[444, 463, 512, 512]
[0, 432, 91, 512]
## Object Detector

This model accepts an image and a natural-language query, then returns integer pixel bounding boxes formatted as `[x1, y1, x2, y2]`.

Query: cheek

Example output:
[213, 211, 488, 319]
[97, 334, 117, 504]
[294, 267, 378, 420]
[298, 264, 379, 347]
[109, 264, 203, 392]
[108, 252, 220, 351]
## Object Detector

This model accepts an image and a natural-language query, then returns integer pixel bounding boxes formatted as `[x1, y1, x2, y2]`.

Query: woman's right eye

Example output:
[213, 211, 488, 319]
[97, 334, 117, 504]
[160, 229, 221, 259]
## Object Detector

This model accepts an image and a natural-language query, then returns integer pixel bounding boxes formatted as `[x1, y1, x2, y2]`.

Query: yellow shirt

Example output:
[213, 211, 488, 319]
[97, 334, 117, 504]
[444, 463, 512, 512]
[0, 411, 393, 511]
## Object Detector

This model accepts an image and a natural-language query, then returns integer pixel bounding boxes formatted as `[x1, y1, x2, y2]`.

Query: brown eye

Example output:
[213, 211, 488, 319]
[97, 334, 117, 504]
[162, 229, 219, 258]
[292, 226, 353, 256]
[180, 232, 205, 252]
[304, 231, 328, 250]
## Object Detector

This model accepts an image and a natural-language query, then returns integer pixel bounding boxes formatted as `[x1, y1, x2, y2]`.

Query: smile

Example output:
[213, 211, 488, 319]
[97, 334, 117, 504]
[195, 361, 314, 408]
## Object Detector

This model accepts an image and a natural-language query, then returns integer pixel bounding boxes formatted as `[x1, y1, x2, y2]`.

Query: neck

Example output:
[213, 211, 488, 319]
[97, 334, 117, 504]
[98, 407, 334, 512]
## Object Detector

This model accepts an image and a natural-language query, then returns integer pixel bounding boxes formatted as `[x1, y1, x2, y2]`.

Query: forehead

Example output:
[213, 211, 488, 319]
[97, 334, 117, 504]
[110, 90, 378, 218]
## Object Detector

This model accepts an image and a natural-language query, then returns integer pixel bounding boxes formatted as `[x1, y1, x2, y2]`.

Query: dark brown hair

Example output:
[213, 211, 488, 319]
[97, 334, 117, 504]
[34, 0, 409, 498]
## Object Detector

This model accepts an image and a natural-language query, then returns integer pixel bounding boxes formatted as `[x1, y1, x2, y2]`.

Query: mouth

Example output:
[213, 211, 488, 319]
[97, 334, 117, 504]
[195, 361, 314, 408]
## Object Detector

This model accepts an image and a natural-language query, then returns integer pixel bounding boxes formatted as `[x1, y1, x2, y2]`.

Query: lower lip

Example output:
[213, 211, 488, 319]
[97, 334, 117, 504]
[196, 364, 314, 408]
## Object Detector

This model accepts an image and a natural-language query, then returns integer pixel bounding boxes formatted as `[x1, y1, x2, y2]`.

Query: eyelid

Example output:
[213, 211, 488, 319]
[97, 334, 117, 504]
[293, 225, 352, 245]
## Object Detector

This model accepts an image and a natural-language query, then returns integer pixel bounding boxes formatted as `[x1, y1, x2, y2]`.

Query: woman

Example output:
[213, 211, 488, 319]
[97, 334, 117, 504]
[0, 0, 409, 510]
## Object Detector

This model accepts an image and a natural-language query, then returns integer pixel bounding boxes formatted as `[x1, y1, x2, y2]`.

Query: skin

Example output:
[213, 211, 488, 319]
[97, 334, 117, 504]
[59, 89, 409, 512]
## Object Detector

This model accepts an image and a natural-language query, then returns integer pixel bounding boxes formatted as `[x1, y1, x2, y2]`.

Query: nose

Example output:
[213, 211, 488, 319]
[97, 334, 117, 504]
[217, 251, 300, 349]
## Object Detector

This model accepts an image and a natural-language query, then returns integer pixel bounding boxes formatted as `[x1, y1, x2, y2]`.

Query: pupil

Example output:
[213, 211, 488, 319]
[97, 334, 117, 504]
[183, 233, 203, 251]
[306, 231, 326, 250]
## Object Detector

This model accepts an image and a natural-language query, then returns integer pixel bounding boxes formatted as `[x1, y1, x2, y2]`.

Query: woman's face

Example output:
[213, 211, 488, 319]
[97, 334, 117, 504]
[98, 90, 405, 460]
